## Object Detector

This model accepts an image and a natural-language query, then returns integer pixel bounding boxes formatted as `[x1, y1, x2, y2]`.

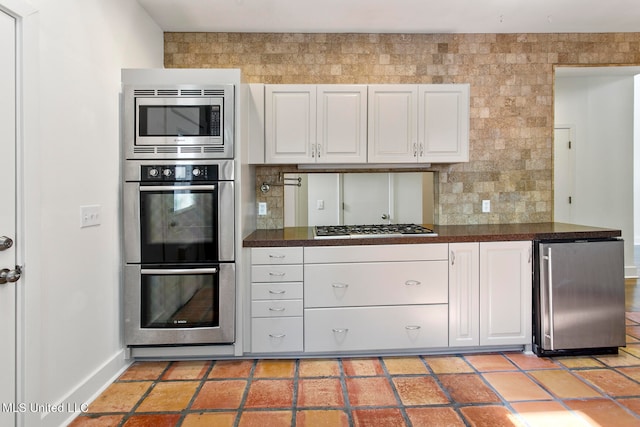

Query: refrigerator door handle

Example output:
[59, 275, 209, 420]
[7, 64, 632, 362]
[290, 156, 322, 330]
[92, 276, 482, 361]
[543, 248, 555, 349]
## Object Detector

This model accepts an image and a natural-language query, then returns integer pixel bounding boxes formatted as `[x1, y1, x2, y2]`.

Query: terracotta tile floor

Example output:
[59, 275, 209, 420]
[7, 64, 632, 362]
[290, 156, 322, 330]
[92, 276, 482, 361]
[67, 310, 640, 427]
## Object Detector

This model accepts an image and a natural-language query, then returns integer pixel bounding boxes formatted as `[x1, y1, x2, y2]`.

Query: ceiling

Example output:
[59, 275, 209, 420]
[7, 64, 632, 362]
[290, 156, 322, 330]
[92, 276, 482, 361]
[138, 0, 640, 34]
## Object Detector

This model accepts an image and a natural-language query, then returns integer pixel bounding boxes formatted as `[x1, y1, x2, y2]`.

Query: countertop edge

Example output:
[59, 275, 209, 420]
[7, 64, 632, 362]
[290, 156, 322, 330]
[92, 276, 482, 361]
[242, 223, 622, 248]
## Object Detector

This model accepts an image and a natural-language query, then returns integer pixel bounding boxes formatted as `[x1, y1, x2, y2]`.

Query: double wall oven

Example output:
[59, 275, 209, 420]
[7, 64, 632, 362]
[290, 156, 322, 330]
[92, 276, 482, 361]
[122, 82, 235, 346]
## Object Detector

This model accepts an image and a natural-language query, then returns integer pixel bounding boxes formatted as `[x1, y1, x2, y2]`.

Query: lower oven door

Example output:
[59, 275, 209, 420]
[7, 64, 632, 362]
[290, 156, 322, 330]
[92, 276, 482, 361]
[124, 264, 235, 346]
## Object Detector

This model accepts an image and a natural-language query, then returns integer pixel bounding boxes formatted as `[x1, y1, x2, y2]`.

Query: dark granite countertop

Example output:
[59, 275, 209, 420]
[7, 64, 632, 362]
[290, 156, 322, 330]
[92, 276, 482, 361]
[242, 223, 621, 247]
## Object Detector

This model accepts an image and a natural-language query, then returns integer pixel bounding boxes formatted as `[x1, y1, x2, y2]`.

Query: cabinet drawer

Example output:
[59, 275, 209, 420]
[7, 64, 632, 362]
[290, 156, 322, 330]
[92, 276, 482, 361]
[252, 265, 303, 282]
[251, 317, 303, 353]
[305, 261, 447, 307]
[304, 243, 447, 263]
[252, 247, 303, 265]
[252, 300, 303, 317]
[252, 282, 303, 300]
[304, 305, 448, 352]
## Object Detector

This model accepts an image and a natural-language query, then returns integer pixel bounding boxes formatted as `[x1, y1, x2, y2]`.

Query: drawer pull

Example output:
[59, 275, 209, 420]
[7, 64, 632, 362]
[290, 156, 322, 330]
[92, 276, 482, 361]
[331, 283, 349, 289]
[268, 289, 286, 295]
[405, 280, 421, 286]
[269, 333, 286, 338]
[268, 307, 286, 312]
[332, 328, 349, 334]
[405, 325, 421, 330]
[269, 271, 286, 277]
[269, 254, 286, 259]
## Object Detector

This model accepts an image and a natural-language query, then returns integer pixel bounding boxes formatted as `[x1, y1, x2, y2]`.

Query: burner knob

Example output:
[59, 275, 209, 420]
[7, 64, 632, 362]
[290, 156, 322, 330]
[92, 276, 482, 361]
[192, 167, 202, 177]
[148, 168, 159, 178]
[162, 168, 173, 177]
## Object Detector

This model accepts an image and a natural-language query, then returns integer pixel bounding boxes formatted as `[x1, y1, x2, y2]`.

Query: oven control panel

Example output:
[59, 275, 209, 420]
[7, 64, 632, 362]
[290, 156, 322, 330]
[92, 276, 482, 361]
[141, 165, 218, 181]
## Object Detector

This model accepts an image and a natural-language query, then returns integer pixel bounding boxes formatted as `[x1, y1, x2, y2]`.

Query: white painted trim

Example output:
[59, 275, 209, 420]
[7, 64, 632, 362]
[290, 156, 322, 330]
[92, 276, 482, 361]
[0, 1, 37, 427]
[46, 350, 130, 427]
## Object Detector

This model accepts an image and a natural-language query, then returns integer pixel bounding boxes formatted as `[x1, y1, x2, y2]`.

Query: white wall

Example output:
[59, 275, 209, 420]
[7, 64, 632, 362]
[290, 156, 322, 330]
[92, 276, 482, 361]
[555, 73, 636, 276]
[19, 1, 163, 425]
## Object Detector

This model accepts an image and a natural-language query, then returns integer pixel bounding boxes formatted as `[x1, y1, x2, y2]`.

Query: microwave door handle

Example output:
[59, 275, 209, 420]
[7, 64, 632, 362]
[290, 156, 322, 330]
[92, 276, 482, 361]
[141, 268, 219, 275]
[139, 185, 217, 192]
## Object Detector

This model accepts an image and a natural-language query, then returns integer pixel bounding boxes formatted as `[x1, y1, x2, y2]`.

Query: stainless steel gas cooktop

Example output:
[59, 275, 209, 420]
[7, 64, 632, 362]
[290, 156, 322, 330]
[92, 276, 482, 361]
[314, 224, 437, 239]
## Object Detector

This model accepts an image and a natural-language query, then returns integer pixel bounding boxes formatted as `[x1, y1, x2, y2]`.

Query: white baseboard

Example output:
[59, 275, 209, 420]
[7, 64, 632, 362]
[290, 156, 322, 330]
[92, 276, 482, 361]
[626, 265, 639, 279]
[39, 349, 131, 427]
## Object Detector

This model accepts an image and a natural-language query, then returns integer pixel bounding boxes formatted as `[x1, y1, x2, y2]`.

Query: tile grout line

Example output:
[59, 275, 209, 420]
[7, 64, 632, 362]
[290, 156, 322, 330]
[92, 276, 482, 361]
[379, 356, 413, 426]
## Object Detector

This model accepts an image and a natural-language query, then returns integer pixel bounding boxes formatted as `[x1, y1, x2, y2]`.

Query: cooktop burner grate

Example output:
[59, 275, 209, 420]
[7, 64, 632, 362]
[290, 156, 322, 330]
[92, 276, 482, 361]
[314, 223, 437, 239]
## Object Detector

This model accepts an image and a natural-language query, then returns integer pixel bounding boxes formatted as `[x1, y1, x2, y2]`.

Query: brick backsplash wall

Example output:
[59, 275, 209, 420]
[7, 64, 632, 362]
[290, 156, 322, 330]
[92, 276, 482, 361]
[165, 32, 640, 228]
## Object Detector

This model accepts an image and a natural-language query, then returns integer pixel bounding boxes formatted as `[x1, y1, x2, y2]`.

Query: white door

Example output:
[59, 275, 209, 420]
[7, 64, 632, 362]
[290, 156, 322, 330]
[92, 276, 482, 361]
[554, 127, 575, 222]
[0, 8, 18, 426]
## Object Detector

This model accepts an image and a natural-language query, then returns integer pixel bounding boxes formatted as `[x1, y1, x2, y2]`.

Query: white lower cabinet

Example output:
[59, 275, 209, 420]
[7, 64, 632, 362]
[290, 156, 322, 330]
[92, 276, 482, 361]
[449, 241, 532, 348]
[250, 248, 304, 353]
[303, 244, 448, 353]
[251, 317, 303, 353]
[305, 305, 448, 352]
[479, 241, 532, 346]
[249, 241, 532, 355]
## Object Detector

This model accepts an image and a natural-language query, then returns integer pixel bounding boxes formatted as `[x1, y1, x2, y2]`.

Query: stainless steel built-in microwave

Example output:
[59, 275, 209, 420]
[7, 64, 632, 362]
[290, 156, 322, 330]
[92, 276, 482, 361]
[123, 84, 234, 159]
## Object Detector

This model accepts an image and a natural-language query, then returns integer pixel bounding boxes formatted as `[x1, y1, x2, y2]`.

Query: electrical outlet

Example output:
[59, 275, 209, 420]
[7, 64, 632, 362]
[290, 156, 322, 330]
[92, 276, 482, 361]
[258, 202, 267, 216]
[316, 199, 324, 210]
[80, 205, 101, 228]
[482, 200, 491, 213]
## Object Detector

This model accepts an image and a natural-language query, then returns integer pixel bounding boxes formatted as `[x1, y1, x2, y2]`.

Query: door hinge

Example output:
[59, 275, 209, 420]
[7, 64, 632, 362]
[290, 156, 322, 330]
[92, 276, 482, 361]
[568, 140, 572, 149]
[568, 196, 572, 204]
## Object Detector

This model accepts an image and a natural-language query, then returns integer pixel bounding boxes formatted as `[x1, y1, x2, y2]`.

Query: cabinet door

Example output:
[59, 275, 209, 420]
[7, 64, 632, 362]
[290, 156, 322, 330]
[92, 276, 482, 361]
[317, 85, 367, 163]
[449, 243, 480, 347]
[479, 241, 532, 346]
[265, 85, 316, 163]
[418, 84, 470, 163]
[367, 85, 418, 163]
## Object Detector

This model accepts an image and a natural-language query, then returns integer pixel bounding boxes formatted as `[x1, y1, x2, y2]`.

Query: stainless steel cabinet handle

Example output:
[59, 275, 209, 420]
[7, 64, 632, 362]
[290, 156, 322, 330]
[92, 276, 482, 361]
[269, 289, 286, 295]
[405, 280, 421, 286]
[269, 333, 286, 338]
[419, 143, 424, 157]
[0, 236, 13, 251]
[141, 267, 218, 275]
[331, 283, 349, 289]
[140, 185, 216, 192]
[268, 254, 286, 259]
[268, 307, 286, 312]
[450, 250, 455, 266]
[405, 325, 421, 330]
[317, 144, 321, 158]
[332, 328, 349, 333]
[544, 249, 555, 349]
[268, 271, 286, 277]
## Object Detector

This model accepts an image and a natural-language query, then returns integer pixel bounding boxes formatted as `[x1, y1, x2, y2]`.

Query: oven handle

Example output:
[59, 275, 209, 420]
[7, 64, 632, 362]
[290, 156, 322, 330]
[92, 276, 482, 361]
[139, 185, 217, 192]
[141, 268, 219, 275]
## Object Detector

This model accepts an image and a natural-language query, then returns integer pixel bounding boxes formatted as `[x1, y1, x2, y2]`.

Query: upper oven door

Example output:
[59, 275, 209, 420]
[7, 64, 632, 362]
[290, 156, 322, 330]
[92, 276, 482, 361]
[124, 181, 234, 264]
[135, 97, 223, 146]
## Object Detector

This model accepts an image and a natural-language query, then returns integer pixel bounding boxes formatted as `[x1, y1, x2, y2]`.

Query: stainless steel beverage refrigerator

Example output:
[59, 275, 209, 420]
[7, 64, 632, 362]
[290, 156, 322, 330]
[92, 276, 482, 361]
[533, 239, 626, 356]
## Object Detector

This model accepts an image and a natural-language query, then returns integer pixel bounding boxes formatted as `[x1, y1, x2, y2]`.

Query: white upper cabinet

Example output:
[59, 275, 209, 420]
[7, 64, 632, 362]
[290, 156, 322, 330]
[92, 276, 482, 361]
[317, 85, 368, 163]
[263, 83, 470, 165]
[265, 84, 367, 164]
[368, 85, 418, 163]
[265, 85, 317, 164]
[369, 84, 470, 164]
[419, 84, 470, 163]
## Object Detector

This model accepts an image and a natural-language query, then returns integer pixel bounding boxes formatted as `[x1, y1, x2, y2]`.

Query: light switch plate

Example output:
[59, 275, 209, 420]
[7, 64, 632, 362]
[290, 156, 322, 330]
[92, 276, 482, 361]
[258, 202, 267, 216]
[80, 205, 101, 228]
[482, 200, 491, 213]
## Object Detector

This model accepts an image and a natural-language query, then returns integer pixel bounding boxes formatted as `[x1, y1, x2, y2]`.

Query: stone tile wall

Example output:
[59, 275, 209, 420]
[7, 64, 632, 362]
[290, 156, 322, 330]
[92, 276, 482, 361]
[165, 32, 640, 227]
